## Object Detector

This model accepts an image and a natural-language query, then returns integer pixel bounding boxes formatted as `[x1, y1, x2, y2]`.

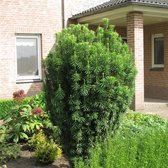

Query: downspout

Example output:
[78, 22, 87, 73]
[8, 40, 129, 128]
[62, 0, 65, 28]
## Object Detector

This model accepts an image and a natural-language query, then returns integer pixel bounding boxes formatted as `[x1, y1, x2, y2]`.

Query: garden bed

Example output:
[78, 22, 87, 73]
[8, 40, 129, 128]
[6, 146, 70, 168]
[0, 120, 3, 126]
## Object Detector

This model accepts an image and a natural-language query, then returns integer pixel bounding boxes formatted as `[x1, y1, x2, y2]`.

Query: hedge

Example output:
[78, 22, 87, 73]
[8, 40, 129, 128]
[0, 99, 15, 119]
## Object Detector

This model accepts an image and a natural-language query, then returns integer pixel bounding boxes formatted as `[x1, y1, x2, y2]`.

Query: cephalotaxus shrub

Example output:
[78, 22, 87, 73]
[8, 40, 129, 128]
[44, 19, 136, 158]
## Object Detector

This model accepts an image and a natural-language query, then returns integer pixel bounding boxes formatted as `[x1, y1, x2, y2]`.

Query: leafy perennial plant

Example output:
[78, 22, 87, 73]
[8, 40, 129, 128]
[2, 90, 56, 143]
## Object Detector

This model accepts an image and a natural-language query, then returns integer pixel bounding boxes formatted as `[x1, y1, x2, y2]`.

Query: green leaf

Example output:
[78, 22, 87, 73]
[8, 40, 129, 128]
[22, 124, 29, 132]
[13, 135, 19, 143]
[20, 132, 28, 139]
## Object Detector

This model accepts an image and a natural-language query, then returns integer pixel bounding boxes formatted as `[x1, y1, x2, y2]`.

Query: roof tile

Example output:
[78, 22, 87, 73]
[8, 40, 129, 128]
[72, 0, 168, 18]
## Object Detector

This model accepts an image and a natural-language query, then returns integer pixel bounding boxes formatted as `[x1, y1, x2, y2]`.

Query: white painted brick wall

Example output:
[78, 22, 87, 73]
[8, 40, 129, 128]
[71, 0, 109, 15]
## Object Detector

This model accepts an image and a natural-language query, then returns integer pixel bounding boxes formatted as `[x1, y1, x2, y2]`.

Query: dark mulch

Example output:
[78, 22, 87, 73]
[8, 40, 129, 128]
[0, 122, 70, 168]
[0, 120, 3, 126]
[6, 147, 70, 168]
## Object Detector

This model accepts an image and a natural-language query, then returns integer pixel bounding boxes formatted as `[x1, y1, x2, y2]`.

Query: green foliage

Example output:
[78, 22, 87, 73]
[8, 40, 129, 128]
[120, 112, 167, 135]
[35, 139, 62, 164]
[0, 126, 7, 143]
[0, 165, 7, 168]
[29, 92, 46, 111]
[44, 19, 136, 158]
[3, 104, 51, 143]
[74, 113, 168, 168]
[0, 99, 15, 119]
[0, 143, 20, 164]
[123, 111, 166, 126]
[0, 92, 45, 119]
[28, 130, 62, 164]
[28, 131, 46, 151]
[1, 91, 58, 143]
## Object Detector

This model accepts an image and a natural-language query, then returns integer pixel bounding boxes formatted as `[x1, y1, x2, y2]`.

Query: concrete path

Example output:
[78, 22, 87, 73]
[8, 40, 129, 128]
[0, 120, 3, 126]
[140, 98, 168, 119]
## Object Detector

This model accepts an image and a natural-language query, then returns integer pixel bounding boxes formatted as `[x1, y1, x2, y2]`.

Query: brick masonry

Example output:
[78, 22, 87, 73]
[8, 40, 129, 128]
[127, 12, 144, 110]
[1, 0, 168, 102]
[115, 27, 127, 38]
[0, 0, 62, 99]
[144, 22, 168, 100]
[0, 0, 110, 99]
[114, 22, 168, 101]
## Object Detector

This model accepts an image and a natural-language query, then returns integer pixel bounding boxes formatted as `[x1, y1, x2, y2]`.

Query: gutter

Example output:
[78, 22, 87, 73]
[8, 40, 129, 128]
[62, 0, 65, 28]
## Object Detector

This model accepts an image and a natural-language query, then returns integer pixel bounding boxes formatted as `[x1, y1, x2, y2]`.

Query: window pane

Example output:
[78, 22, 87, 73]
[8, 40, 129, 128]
[154, 37, 164, 65]
[122, 38, 127, 43]
[17, 38, 38, 77]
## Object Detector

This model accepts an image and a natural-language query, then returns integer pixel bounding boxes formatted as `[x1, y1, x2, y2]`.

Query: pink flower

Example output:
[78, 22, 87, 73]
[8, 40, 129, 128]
[13, 90, 26, 102]
[31, 107, 43, 115]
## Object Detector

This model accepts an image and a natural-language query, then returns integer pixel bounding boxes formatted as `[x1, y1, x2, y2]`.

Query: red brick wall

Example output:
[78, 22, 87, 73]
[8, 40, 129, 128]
[127, 12, 144, 110]
[115, 27, 126, 38]
[114, 22, 168, 100]
[144, 22, 168, 99]
[0, 0, 62, 99]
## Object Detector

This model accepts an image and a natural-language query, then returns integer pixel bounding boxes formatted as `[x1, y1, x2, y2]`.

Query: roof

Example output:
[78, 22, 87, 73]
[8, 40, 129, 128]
[72, 0, 168, 19]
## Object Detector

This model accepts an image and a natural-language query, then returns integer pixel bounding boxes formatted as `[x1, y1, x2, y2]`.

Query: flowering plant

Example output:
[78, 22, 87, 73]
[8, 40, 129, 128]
[3, 90, 56, 143]
[13, 89, 26, 102]
[31, 107, 43, 115]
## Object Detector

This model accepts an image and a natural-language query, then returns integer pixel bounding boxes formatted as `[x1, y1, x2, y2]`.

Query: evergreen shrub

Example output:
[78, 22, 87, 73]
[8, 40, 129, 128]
[44, 19, 136, 157]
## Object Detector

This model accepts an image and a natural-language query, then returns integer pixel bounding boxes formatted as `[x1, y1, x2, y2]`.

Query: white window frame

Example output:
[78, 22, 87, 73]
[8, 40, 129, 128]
[16, 34, 42, 81]
[152, 33, 164, 68]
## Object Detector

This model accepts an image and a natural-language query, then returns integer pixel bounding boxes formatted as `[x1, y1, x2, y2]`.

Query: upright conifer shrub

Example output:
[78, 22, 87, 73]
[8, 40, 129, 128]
[44, 19, 136, 158]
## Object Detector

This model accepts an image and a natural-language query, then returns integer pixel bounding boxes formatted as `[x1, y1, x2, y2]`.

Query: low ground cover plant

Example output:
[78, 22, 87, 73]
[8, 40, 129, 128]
[74, 112, 168, 168]
[0, 143, 20, 165]
[28, 131, 62, 164]
[35, 139, 62, 164]
[28, 131, 46, 151]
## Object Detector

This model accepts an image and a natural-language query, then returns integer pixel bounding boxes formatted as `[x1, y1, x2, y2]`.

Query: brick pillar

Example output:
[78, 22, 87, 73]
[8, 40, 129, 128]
[127, 12, 144, 111]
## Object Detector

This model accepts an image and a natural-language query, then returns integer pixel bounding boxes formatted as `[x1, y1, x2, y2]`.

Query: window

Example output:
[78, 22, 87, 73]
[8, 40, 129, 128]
[152, 34, 164, 68]
[122, 37, 127, 43]
[16, 34, 41, 81]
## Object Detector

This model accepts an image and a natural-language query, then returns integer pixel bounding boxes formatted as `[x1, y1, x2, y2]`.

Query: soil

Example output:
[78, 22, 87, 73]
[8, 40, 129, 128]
[0, 120, 70, 168]
[0, 120, 3, 126]
[6, 147, 70, 168]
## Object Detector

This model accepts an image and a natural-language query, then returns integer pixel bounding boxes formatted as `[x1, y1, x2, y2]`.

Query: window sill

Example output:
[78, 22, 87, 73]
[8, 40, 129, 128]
[16, 79, 43, 84]
[150, 67, 164, 71]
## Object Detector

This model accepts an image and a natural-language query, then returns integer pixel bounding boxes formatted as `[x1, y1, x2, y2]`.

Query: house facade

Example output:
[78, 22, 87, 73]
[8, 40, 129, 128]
[1, 0, 168, 111]
[0, 0, 62, 98]
[0, 0, 105, 99]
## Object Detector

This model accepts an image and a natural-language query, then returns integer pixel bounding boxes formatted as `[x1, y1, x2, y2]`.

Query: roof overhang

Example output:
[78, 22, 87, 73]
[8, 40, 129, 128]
[74, 5, 168, 26]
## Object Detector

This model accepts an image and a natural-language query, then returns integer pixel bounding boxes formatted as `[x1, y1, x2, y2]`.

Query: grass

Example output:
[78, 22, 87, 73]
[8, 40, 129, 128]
[74, 112, 168, 168]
